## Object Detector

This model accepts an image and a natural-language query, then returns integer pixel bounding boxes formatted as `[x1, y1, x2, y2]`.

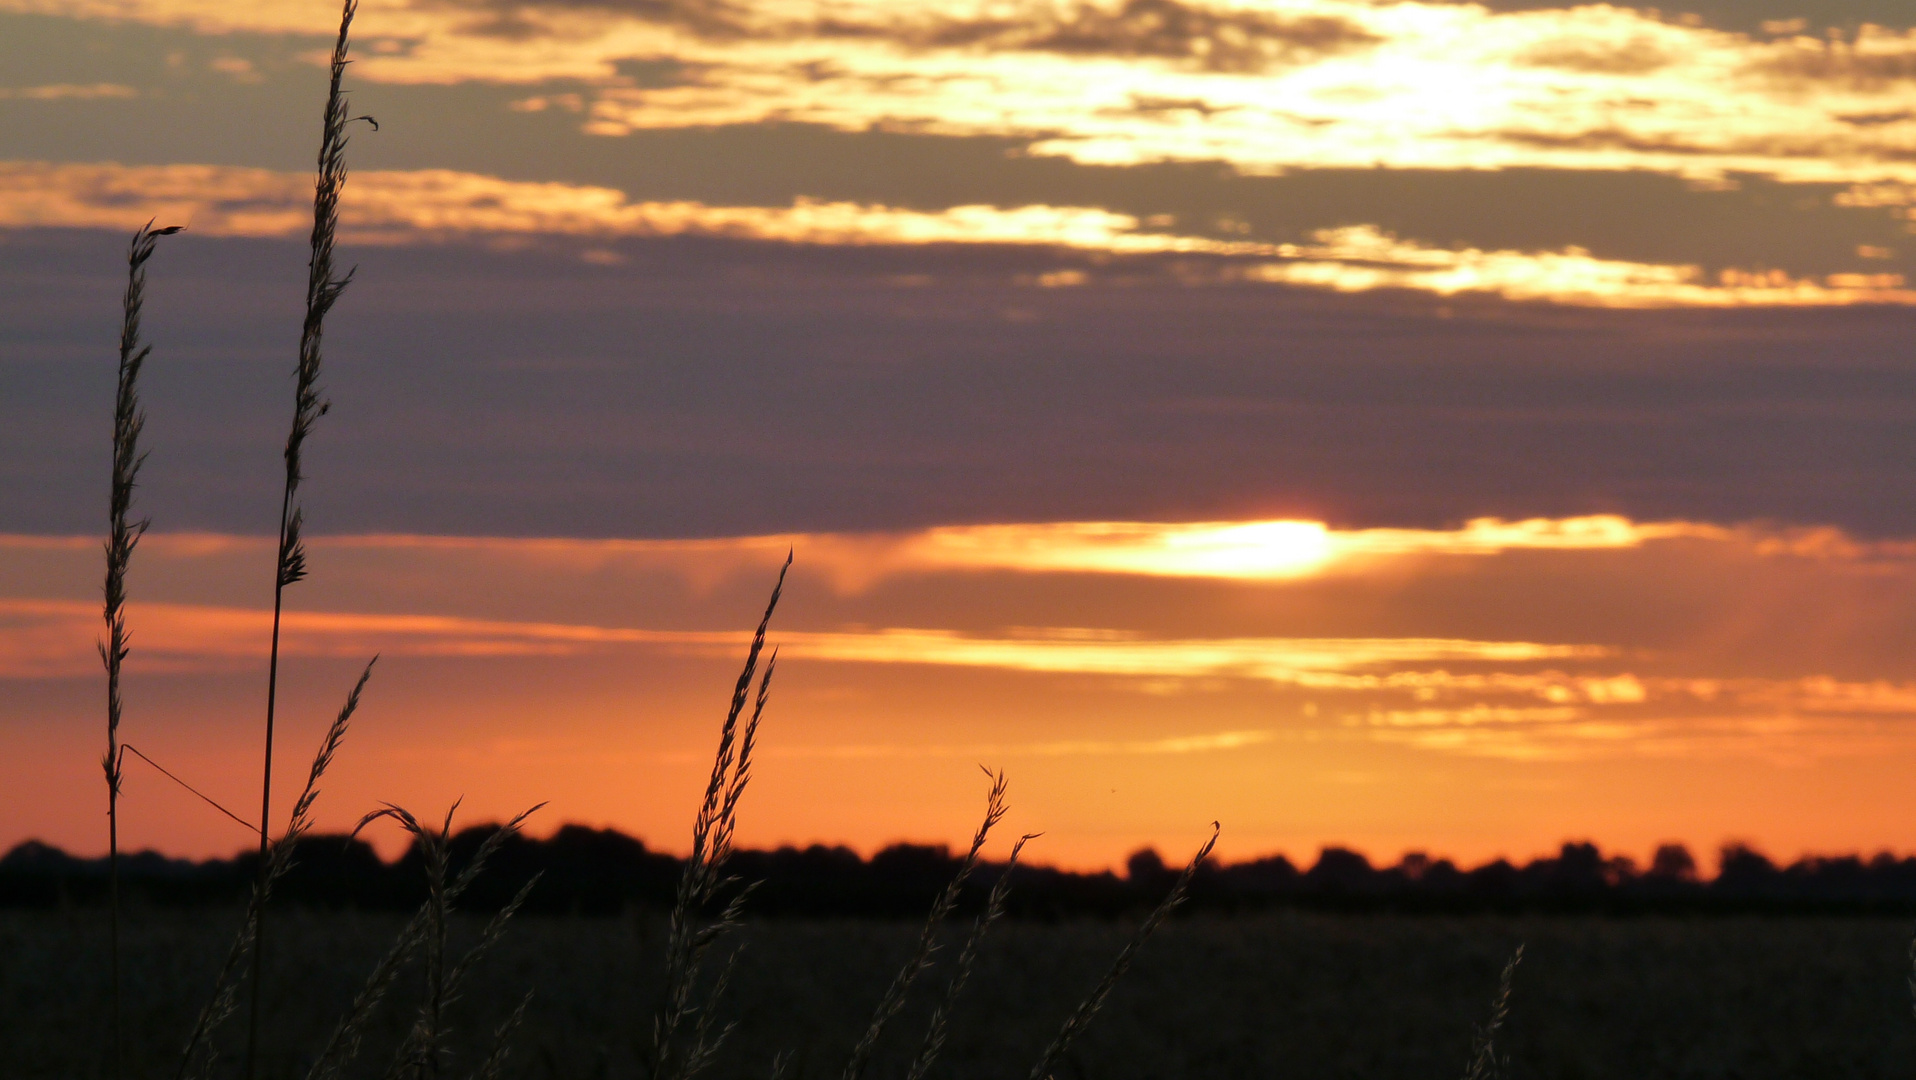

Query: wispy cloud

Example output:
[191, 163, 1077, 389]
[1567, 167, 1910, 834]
[0, 596, 1599, 679]
[767, 728, 1278, 759]
[0, 513, 1890, 601]
[13, 515, 1916, 766]
[5, 163, 1909, 306]
[818, 515, 1729, 584]
[13, 0, 1913, 184]
[1357, 708, 1916, 764]
[0, 82, 137, 99]
[0, 514, 1740, 594]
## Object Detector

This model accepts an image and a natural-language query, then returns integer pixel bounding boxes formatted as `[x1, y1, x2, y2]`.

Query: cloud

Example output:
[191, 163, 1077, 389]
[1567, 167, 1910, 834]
[1242, 226, 1916, 306]
[0, 595, 1602, 679]
[15, 516, 1916, 766]
[0, 597, 744, 677]
[0, 515, 1731, 596]
[904, 0, 1380, 73]
[767, 727, 1277, 758]
[6, 162, 1911, 306]
[807, 515, 1727, 585]
[1747, 26, 1916, 89]
[0, 512, 1892, 597]
[444, 0, 1383, 71]
[0, 82, 138, 99]
[1357, 708, 1916, 764]
[8, 0, 1916, 185]
[1515, 34, 1670, 74]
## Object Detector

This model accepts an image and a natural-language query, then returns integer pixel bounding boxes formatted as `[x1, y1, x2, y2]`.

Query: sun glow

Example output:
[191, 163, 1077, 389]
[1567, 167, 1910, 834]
[897, 519, 1337, 579]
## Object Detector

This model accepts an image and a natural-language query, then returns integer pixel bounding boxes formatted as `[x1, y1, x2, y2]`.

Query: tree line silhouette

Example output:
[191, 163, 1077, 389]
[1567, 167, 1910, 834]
[9, 827, 1916, 915]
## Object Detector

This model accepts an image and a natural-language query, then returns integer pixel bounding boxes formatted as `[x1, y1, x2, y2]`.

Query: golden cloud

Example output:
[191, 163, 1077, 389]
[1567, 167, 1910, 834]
[14, 515, 1916, 764]
[0, 596, 1601, 679]
[766, 728, 1279, 758]
[6, 162, 1911, 306]
[12, 0, 1912, 184]
[0, 513, 1870, 597]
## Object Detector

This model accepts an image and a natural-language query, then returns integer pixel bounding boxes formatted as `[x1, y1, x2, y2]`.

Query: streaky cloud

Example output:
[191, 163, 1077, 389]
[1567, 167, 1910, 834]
[4, 162, 1909, 306]
[0, 595, 1601, 678]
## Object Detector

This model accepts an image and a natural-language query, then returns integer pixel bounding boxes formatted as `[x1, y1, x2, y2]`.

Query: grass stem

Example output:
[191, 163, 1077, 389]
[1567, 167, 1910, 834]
[103, 218, 179, 1080]
[245, 1, 368, 1074]
[1028, 822, 1219, 1080]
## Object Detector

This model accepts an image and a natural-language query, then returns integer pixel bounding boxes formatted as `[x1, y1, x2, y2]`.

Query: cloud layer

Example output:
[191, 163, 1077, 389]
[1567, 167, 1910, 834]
[11, 0, 1915, 184]
[11, 514, 1916, 765]
[6, 162, 1911, 306]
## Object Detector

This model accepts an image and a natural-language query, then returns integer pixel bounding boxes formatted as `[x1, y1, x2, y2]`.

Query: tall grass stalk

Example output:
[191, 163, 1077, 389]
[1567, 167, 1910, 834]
[1461, 944, 1523, 1080]
[305, 804, 540, 1080]
[1907, 934, 1916, 1022]
[1027, 823, 1220, 1080]
[904, 831, 1037, 1080]
[347, 803, 543, 1080]
[248, 0, 370, 1072]
[470, 991, 534, 1080]
[842, 769, 1011, 1080]
[179, 661, 374, 1080]
[651, 553, 790, 1080]
[101, 219, 179, 1080]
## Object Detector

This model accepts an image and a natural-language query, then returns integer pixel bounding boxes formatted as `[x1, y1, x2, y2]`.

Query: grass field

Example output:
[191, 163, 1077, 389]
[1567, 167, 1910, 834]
[7, 910, 1913, 1079]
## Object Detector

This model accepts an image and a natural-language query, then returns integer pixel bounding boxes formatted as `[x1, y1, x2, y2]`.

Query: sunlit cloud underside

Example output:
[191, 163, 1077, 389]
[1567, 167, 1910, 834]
[9, 594, 1909, 761]
[10, 514, 1916, 761]
[4, 162, 1910, 306]
[0, 513, 1827, 591]
[0, 596, 1597, 679]
[10, 0, 1916, 186]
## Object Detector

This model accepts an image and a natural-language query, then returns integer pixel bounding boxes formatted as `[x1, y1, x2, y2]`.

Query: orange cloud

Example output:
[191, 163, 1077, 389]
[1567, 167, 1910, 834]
[0, 82, 137, 99]
[0, 514, 1734, 596]
[14, 516, 1916, 768]
[767, 728, 1278, 759]
[0, 596, 1601, 680]
[5, 163, 1910, 307]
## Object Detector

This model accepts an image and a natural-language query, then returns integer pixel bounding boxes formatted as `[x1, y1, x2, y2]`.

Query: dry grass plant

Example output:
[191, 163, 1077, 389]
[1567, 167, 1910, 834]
[349, 804, 545, 1080]
[840, 769, 1014, 1080]
[649, 553, 790, 1080]
[902, 828, 1035, 1080]
[1461, 944, 1523, 1080]
[248, 1, 377, 1071]
[102, 219, 181, 1080]
[177, 663, 373, 1080]
[1027, 823, 1220, 1080]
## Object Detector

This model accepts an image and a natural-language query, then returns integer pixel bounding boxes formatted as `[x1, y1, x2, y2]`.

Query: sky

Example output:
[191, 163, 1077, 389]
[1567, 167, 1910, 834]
[4, 0, 1916, 870]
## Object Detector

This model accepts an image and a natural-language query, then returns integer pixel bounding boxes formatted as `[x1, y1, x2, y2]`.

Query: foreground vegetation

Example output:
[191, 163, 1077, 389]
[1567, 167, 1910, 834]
[7, 910, 1912, 1080]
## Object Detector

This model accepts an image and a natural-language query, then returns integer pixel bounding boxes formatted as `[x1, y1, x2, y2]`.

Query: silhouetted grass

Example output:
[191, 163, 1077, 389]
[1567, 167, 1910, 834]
[1461, 944, 1522, 1080]
[103, 218, 180, 1080]
[248, 0, 374, 1070]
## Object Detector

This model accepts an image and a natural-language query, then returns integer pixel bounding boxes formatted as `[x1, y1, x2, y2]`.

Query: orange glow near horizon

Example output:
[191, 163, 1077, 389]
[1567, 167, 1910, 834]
[12, 515, 1916, 870]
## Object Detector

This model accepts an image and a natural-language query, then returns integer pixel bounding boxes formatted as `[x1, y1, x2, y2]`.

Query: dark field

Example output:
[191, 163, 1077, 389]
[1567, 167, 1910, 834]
[6, 910, 1916, 1080]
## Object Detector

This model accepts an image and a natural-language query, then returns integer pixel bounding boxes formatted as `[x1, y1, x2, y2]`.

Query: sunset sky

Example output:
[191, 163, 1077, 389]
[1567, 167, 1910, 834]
[5, 0, 1916, 870]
